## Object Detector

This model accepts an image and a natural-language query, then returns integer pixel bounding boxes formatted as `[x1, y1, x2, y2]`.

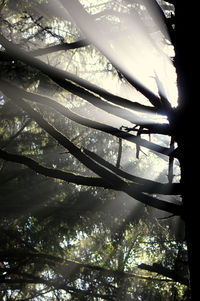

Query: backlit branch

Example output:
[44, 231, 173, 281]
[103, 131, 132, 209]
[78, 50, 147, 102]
[143, 0, 175, 43]
[0, 91, 182, 214]
[5, 98, 128, 188]
[116, 135, 122, 168]
[0, 276, 113, 300]
[138, 263, 189, 286]
[0, 148, 111, 188]
[83, 148, 181, 195]
[0, 147, 181, 196]
[0, 249, 182, 286]
[0, 35, 162, 116]
[0, 80, 172, 155]
[59, 0, 170, 111]
[168, 137, 175, 183]
[30, 39, 90, 56]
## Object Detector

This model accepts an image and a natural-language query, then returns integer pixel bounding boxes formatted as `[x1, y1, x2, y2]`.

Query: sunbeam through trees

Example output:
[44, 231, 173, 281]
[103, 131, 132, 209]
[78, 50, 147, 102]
[0, 0, 197, 300]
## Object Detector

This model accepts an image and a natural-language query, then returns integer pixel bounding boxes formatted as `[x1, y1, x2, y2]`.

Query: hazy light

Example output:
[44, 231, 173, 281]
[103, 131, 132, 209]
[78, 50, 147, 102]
[60, 0, 178, 107]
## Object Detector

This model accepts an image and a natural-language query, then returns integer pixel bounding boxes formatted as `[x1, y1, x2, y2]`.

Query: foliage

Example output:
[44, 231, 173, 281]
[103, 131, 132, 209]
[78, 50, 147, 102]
[0, 0, 191, 300]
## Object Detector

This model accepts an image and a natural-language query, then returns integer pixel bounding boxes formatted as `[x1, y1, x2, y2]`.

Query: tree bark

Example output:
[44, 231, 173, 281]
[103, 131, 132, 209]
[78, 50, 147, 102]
[173, 2, 199, 299]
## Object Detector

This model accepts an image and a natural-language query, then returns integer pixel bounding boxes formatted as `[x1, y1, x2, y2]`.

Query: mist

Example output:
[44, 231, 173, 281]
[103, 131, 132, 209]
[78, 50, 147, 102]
[59, 0, 178, 107]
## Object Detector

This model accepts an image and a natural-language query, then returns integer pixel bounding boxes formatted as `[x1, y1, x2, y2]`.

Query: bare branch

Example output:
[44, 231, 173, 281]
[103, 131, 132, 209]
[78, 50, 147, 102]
[141, 0, 175, 43]
[0, 35, 162, 116]
[0, 92, 181, 214]
[0, 148, 111, 188]
[168, 137, 175, 183]
[0, 276, 113, 300]
[83, 148, 181, 195]
[0, 249, 180, 286]
[116, 136, 122, 168]
[0, 80, 172, 155]
[59, 0, 169, 110]
[30, 39, 90, 56]
[138, 263, 189, 286]
[0, 146, 181, 197]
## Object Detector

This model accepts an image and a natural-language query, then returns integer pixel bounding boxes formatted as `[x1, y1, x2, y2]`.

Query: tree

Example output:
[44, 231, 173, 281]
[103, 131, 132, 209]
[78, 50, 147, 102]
[0, 0, 196, 300]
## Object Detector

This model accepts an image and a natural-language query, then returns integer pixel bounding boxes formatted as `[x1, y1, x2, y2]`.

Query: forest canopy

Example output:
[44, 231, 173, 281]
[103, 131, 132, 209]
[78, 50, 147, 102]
[0, 0, 191, 300]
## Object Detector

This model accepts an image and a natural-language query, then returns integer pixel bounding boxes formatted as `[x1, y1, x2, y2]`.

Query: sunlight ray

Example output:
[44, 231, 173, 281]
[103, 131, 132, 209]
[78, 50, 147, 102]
[59, 0, 178, 107]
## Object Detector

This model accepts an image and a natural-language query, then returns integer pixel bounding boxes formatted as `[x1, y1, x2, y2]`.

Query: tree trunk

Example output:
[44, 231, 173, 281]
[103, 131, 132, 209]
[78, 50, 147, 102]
[178, 139, 198, 300]
[173, 2, 199, 300]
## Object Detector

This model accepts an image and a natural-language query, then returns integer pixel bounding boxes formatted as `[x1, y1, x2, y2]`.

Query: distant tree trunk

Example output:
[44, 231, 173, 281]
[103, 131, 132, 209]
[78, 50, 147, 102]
[173, 2, 198, 300]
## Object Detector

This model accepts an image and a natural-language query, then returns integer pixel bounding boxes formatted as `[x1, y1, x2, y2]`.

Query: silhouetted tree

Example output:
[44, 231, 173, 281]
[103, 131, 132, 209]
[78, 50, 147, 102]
[0, 0, 196, 300]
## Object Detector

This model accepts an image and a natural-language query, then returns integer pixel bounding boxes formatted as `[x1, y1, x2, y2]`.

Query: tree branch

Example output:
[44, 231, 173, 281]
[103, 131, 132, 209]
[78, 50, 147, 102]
[162, 0, 176, 4]
[0, 249, 178, 285]
[116, 136, 122, 168]
[59, 0, 170, 111]
[0, 276, 113, 300]
[1, 118, 31, 149]
[0, 146, 181, 198]
[138, 263, 189, 286]
[0, 35, 162, 116]
[0, 148, 111, 188]
[30, 39, 90, 56]
[143, 0, 175, 43]
[0, 92, 182, 214]
[0, 80, 172, 155]
[83, 148, 181, 195]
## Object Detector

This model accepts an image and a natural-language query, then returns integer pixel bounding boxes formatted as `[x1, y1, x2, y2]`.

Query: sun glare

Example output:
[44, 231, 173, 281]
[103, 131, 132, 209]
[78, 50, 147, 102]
[59, 0, 178, 109]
